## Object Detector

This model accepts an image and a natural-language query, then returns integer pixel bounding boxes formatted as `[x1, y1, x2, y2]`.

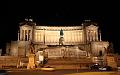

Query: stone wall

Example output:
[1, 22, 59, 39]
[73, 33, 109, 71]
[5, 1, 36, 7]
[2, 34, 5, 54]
[0, 56, 29, 68]
[45, 46, 88, 58]
[18, 41, 30, 57]
[91, 41, 109, 56]
[0, 56, 18, 68]
[10, 41, 18, 56]
[116, 55, 120, 66]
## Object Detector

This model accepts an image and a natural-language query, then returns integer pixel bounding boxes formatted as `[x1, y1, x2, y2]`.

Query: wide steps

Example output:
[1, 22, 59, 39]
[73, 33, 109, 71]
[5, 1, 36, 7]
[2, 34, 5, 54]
[45, 58, 92, 69]
[47, 58, 92, 64]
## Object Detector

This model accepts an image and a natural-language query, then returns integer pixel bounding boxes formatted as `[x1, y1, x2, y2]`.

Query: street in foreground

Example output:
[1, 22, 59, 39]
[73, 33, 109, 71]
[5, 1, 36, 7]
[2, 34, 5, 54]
[1, 69, 119, 75]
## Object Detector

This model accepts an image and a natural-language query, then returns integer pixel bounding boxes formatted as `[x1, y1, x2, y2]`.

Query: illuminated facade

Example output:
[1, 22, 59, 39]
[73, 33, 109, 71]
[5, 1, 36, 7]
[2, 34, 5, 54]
[6, 17, 109, 59]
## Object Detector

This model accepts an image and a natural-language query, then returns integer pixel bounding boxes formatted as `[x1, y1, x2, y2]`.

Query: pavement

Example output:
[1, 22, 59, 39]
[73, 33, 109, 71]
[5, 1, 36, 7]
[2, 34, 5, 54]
[64, 72, 120, 75]
[2, 69, 119, 75]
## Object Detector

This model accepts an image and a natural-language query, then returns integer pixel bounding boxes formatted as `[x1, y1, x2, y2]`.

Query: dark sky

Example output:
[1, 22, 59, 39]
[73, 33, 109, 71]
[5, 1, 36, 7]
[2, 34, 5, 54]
[1, 1, 120, 54]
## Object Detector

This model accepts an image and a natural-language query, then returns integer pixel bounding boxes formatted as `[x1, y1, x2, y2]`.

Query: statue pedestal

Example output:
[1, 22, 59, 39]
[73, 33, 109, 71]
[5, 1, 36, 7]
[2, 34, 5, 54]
[106, 54, 117, 69]
[27, 54, 36, 69]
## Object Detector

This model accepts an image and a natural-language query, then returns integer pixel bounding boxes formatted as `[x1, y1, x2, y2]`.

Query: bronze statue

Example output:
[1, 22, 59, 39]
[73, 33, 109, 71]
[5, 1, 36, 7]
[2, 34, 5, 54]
[59, 37, 64, 45]
[60, 29, 64, 36]
[59, 29, 64, 45]
[29, 42, 35, 54]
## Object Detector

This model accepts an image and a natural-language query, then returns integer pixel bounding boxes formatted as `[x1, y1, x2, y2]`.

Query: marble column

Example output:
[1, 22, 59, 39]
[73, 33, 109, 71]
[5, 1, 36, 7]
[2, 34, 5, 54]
[27, 30, 29, 41]
[37, 32, 38, 42]
[22, 30, 24, 41]
[28, 30, 30, 41]
[91, 31, 93, 41]
[52, 35, 54, 43]
[74, 32, 76, 43]
[20, 29, 22, 41]
[100, 32, 102, 41]
[87, 31, 89, 41]
[77, 32, 79, 43]
[24, 30, 25, 41]
[73, 32, 74, 43]
[81, 32, 83, 43]
[70, 32, 73, 44]
[79, 32, 81, 43]
[51, 35, 53, 43]
[48, 35, 51, 43]
[30, 30, 32, 41]
[89, 31, 91, 41]
[43, 29, 45, 44]
[64, 33, 66, 44]
[93, 31, 95, 41]
[96, 31, 98, 41]
[18, 32, 20, 41]
[94, 31, 97, 41]
[67, 32, 69, 43]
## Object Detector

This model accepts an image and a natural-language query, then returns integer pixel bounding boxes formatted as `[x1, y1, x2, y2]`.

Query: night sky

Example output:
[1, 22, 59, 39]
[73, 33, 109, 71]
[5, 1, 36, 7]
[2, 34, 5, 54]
[1, 1, 120, 54]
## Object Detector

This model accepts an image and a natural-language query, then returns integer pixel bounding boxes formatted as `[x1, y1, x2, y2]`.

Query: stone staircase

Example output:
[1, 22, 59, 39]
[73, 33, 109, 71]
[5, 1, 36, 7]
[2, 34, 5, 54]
[44, 57, 93, 69]
[0, 56, 29, 69]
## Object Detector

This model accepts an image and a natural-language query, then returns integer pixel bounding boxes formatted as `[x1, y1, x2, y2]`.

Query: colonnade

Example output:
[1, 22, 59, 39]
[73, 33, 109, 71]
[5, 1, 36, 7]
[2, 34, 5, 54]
[86, 30, 98, 41]
[34, 30, 84, 45]
[19, 29, 32, 41]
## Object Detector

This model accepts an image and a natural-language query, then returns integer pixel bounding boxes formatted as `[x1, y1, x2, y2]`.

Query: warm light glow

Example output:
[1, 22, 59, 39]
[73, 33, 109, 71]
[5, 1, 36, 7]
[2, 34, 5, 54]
[33, 28, 84, 45]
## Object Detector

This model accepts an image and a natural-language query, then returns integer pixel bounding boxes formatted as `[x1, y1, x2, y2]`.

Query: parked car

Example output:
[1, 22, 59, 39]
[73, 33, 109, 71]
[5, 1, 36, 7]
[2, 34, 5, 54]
[99, 67, 107, 71]
[0, 70, 8, 75]
[99, 66, 112, 71]
[118, 67, 120, 71]
[90, 64, 100, 70]
[90, 64, 112, 71]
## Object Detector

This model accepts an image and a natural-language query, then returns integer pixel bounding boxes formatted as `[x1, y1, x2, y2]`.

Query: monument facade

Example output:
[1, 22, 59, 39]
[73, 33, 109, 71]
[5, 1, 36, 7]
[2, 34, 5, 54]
[6, 17, 109, 65]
